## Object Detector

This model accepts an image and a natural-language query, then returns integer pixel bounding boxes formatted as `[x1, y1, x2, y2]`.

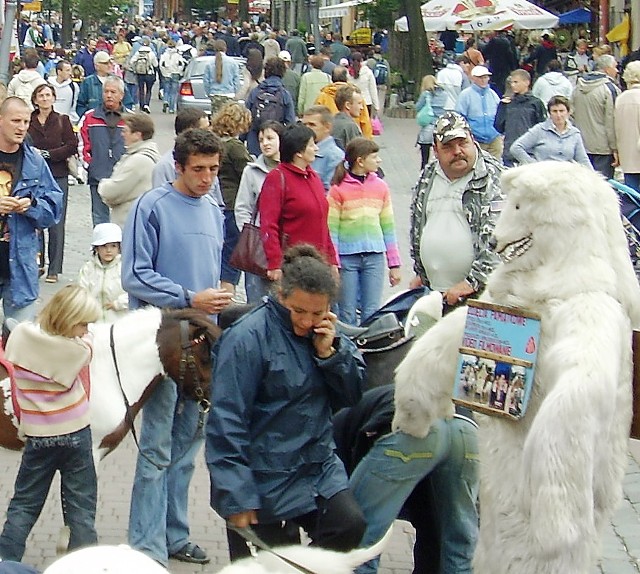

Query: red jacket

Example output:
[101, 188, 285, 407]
[259, 163, 338, 269]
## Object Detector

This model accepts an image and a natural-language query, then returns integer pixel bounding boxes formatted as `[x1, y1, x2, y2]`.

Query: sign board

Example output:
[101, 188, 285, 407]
[452, 300, 540, 420]
[22, 1, 41, 10]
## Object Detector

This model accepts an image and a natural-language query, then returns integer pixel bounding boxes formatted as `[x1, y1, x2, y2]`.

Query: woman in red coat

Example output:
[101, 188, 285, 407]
[259, 123, 338, 282]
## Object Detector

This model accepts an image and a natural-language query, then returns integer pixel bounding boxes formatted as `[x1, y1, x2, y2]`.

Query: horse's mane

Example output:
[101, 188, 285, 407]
[160, 308, 221, 341]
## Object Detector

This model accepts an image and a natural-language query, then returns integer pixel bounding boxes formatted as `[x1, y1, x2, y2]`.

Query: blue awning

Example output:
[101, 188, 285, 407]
[558, 7, 591, 24]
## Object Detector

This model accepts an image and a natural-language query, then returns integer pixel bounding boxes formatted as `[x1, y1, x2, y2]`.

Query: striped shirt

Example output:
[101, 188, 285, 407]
[328, 171, 401, 268]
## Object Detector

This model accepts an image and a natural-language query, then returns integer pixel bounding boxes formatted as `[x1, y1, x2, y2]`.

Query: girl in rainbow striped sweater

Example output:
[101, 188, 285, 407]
[328, 137, 402, 325]
[0, 285, 101, 562]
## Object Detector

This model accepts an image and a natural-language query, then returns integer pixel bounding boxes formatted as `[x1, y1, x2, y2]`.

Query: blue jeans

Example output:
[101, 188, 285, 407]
[221, 209, 241, 285]
[89, 184, 110, 226]
[125, 81, 139, 106]
[624, 173, 640, 192]
[350, 417, 479, 574]
[0, 281, 36, 322]
[163, 77, 179, 112]
[339, 253, 385, 325]
[128, 377, 207, 566]
[0, 427, 97, 561]
[245, 272, 272, 304]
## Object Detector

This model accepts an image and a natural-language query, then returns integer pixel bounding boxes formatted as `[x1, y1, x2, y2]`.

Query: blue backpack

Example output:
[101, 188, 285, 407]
[373, 60, 389, 85]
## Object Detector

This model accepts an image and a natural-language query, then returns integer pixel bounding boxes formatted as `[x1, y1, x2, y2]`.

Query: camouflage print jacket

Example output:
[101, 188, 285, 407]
[410, 146, 505, 292]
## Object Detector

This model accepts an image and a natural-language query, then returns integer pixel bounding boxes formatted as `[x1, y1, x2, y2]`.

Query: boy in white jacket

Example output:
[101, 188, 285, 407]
[77, 223, 128, 323]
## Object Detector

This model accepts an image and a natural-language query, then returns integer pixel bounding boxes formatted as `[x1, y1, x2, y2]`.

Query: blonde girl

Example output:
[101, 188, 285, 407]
[0, 285, 101, 561]
[328, 137, 402, 325]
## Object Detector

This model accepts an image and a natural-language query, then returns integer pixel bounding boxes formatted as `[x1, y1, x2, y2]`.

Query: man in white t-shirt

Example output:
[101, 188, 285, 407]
[409, 111, 504, 306]
[48, 60, 79, 123]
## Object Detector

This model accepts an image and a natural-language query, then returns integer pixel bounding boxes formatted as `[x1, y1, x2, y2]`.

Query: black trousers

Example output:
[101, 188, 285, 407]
[226, 489, 366, 560]
[588, 153, 615, 180]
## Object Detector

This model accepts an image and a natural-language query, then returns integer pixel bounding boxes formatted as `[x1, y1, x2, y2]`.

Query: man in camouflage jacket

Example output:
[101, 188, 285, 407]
[409, 112, 504, 306]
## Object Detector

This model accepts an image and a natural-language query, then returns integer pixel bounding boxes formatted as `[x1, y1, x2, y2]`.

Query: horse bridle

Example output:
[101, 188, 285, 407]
[177, 319, 211, 411]
[109, 320, 211, 471]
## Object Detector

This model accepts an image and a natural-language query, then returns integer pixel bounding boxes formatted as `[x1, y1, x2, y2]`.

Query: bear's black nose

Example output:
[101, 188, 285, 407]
[488, 236, 497, 251]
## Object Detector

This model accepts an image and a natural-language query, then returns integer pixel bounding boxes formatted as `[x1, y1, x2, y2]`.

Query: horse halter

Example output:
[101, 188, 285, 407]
[177, 319, 211, 412]
[109, 319, 211, 471]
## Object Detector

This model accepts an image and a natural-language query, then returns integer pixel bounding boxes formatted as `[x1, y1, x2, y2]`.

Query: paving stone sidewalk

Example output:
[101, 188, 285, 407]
[0, 112, 639, 573]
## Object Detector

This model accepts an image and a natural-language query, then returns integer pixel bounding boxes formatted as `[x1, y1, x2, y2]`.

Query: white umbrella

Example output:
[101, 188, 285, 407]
[395, 0, 559, 32]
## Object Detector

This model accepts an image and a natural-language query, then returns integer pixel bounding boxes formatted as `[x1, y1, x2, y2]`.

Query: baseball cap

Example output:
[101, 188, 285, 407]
[91, 223, 122, 246]
[471, 65, 492, 77]
[433, 111, 471, 144]
[93, 51, 111, 64]
[278, 50, 292, 62]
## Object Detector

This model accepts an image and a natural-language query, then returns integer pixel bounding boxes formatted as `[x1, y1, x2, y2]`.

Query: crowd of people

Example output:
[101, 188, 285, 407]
[417, 31, 640, 188]
[0, 13, 639, 574]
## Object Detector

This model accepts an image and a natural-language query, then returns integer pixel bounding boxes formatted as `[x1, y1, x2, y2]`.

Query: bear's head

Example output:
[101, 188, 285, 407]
[487, 161, 640, 322]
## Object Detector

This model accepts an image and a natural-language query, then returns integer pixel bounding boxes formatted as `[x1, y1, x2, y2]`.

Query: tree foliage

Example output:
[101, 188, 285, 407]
[365, 0, 399, 30]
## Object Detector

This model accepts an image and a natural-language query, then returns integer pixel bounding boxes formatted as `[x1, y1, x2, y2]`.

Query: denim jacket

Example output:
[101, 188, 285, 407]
[203, 54, 241, 96]
[9, 144, 63, 307]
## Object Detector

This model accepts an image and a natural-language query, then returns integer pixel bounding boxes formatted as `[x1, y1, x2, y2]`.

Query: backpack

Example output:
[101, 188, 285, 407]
[373, 60, 389, 85]
[251, 85, 286, 129]
[134, 52, 152, 75]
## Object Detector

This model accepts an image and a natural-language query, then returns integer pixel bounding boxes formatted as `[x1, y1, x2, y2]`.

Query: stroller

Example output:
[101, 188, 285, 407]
[609, 179, 640, 281]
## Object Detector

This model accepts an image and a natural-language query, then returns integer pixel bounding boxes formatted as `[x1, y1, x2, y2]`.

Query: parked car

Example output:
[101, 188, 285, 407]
[176, 55, 246, 114]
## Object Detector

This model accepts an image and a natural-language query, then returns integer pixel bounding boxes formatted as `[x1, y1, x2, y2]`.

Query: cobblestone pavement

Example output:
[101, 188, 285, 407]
[0, 107, 639, 573]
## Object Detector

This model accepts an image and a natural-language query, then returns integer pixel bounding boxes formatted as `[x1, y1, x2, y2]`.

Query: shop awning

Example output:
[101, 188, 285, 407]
[319, 0, 373, 19]
[558, 7, 591, 24]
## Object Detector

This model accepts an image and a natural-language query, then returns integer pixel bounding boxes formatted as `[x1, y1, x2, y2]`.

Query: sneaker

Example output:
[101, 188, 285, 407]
[45, 275, 58, 283]
[143, 105, 151, 114]
[170, 542, 210, 564]
[162, 102, 168, 113]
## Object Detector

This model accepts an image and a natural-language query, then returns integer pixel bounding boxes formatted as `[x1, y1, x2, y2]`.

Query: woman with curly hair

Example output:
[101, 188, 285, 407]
[210, 102, 252, 294]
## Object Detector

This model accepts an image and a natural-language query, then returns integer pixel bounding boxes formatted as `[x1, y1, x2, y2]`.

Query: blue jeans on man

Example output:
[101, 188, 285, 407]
[0, 427, 97, 561]
[338, 252, 385, 325]
[163, 77, 180, 113]
[350, 417, 479, 574]
[128, 377, 207, 566]
[89, 184, 110, 226]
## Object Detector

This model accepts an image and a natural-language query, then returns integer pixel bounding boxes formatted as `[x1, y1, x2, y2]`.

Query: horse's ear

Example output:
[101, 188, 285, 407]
[219, 303, 254, 330]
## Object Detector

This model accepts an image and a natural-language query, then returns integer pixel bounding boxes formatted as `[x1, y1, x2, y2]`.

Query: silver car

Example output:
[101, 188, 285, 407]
[176, 55, 246, 114]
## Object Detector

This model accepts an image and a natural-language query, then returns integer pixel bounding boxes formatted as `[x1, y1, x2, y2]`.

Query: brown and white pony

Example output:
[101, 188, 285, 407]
[0, 307, 221, 461]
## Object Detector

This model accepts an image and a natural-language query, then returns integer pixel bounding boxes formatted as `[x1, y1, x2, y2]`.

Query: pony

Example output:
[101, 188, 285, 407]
[0, 307, 221, 461]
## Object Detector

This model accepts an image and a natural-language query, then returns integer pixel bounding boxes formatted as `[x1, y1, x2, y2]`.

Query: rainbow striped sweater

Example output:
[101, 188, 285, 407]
[5, 323, 92, 438]
[328, 172, 401, 268]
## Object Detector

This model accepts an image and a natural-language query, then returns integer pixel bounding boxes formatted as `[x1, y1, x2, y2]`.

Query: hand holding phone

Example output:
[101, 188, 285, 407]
[313, 310, 337, 359]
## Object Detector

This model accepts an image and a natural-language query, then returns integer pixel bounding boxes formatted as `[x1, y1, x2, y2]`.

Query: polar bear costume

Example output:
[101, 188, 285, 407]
[393, 162, 640, 574]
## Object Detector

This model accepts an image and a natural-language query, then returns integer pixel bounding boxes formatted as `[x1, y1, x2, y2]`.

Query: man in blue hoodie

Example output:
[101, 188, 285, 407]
[122, 128, 232, 568]
[456, 65, 502, 160]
